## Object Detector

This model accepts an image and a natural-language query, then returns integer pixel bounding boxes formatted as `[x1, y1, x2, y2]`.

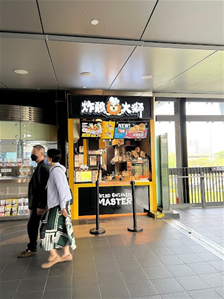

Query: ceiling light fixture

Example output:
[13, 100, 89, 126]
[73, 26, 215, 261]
[91, 19, 99, 25]
[14, 69, 28, 75]
[141, 74, 152, 79]
[80, 72, 93, 77]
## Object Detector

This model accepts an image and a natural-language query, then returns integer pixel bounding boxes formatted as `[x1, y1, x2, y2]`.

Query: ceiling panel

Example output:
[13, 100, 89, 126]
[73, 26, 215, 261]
[111, 46, 214, 91]
[201, 81, 224, 93]
[48, 40, 135, 90]
[38, 0, 157, 39]
[0, 0, 223, 97]
[155, 51, 224, 94]
[0, 0, 42, 33]
[142, 0, 224, 45]
[0, 38, 57, 89]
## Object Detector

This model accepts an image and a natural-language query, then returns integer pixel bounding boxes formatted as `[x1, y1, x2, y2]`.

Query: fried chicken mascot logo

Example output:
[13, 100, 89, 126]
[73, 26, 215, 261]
[105, 97, 123, 116]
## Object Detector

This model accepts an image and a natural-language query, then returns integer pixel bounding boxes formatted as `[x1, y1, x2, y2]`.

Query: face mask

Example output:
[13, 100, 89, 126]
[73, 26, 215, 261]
[31, 154, 38, 161]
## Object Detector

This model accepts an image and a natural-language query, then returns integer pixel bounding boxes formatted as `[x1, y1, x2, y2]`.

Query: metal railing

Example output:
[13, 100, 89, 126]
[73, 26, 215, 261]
[169, 167, 224, 207]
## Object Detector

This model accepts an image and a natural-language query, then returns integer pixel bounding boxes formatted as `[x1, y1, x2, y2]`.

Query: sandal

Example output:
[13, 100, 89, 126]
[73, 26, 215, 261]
[41, 255, 61, 269]
[60, 253, 73, 262]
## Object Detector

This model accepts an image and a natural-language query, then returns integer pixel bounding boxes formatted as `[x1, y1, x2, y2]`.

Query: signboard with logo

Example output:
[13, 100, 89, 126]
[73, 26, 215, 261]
[78, 185, 149, 215]
[68, 95, 153, 120]
[80, 121, 102, 138]
[114, 122, 149, 139]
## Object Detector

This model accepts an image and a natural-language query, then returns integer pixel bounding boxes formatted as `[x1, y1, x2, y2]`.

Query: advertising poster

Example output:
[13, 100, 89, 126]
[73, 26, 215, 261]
[100, 121, 115, 139]
[75, 171, 92, 183]
[80, 121, 102, 138]
[114, 122, 149, 139]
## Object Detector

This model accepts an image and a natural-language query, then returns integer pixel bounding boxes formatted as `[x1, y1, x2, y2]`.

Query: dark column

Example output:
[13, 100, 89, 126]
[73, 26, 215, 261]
[55, 91, 68, 167]
[179, 99, 188, 167]
[179, 98, 189, 203]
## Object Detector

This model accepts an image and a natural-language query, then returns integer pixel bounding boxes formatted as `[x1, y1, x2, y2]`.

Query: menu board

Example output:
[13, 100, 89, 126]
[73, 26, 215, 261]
[75, 171, 92, 183]
[100, 121, 115, 139]
[80, 121, 102, 138]
[114, 122, 149, 139]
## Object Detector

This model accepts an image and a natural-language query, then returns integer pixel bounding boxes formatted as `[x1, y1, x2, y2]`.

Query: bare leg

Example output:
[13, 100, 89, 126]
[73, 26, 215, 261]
[41, 249, 61, 269]
[48, 249, 59, 261]
[61, 246, 70, 258]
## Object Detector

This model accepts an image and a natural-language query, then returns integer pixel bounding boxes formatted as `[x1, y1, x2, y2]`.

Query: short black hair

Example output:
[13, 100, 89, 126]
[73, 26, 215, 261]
[33, 144, 45, 151]
[47, 149, 61, 162]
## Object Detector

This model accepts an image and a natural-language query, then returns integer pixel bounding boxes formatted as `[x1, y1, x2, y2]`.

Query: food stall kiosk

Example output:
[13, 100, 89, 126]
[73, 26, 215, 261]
[67, 95, 157, 220]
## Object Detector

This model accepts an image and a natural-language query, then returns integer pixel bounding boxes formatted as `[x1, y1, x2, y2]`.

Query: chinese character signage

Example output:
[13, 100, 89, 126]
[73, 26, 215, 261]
[68, 95, 153, 119]
[114, 122, 149, 139]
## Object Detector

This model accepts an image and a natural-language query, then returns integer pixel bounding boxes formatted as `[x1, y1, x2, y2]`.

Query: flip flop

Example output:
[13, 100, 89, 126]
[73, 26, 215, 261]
[41, 255, 61, 269]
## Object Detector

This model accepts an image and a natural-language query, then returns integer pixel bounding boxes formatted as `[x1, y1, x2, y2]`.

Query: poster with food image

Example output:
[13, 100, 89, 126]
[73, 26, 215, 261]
[80, 121, 102, 138]
[114, 122, 149, 139]
[101, 121, 115, 139]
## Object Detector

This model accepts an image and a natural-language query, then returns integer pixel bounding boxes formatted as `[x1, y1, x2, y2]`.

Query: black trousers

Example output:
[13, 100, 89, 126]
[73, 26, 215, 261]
[27, 210, 41, 252]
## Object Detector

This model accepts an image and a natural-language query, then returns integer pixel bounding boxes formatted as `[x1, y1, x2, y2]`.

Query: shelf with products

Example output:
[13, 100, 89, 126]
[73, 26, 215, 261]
[0, 198, 29, 218]
[109, 139, 150, 181]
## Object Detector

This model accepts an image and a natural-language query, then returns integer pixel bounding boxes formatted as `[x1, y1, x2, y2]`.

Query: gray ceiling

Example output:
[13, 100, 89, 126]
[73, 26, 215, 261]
[0, 0, 224, 98]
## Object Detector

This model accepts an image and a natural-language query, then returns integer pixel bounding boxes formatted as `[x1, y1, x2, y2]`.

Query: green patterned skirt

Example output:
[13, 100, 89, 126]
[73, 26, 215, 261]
[40, 202, 76, 251]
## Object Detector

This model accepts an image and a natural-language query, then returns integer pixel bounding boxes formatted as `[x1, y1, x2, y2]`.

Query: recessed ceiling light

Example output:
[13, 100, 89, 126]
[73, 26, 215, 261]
[14, 69, 28, 75]
[141, 74, 152, 79]
[80, 72, 93, 77]
[91, 19, 99, 25]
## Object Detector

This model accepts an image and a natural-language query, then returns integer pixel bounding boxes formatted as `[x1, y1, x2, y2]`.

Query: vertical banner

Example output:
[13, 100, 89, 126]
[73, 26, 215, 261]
[160, 133, 170, 210]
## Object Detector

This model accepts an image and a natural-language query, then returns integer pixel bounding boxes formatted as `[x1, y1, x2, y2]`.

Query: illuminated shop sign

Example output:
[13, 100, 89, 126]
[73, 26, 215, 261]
[68, 95, 153, 119]
[81, 97, 145, 118]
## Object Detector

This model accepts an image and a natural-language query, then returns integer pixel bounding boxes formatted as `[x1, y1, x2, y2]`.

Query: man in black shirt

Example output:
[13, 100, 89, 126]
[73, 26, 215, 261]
[17, 145, 49, 258]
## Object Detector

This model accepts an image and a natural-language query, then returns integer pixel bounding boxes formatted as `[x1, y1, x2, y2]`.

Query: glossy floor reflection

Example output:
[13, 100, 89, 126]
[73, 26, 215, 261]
[0, 207, 224, 299]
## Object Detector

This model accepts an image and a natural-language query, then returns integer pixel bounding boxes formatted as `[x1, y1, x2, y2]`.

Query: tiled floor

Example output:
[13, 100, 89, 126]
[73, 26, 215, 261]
[0, 207, 224, 299]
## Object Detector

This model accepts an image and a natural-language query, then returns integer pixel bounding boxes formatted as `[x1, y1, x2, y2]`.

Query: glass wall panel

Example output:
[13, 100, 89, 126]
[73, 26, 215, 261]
[186, 102, 224, 115]
[155, 122, 176, 167]
[187, 121, 224, 166]
[0, 121, 57, 166]
[155, 101, 174, 115]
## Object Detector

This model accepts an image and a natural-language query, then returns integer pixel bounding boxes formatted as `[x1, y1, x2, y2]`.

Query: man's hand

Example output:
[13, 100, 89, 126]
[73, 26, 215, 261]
[37, 208, 46, 215]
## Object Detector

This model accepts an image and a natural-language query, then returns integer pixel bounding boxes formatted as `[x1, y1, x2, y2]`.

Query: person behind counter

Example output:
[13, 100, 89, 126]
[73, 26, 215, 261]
[40, 148, 76, 269]
[17, 144, 49, 258]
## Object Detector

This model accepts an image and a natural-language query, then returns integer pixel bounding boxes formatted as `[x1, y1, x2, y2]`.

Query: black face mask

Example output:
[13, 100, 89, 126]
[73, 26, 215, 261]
[31, 154, 38, 161]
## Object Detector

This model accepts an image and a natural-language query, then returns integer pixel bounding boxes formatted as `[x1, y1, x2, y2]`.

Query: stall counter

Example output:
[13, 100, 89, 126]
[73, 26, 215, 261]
[71, 181, 153, 220]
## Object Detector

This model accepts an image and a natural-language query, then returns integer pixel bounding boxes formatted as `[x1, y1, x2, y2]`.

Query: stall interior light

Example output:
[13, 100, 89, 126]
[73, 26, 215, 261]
[91, 19, 99, 25]
[141, 74, 152, 79]
[14, 69, 28, 75]
[80, 72, 93, 77]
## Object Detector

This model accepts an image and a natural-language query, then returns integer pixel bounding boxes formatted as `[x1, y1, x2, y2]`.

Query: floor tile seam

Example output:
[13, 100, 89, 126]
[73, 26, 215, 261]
[1, 228, 27, 237]
[17, 256, 32, 284]
[164, 219, 224, 261]
[40, 268, 50, 299]
[105, 244, 137, 299]
[113, 247, 174, 296]
[10, 278, 23, 299]
[89, 238, 103, 299]
[71, 251, 74, 299]
[0, 262, 8, 276]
